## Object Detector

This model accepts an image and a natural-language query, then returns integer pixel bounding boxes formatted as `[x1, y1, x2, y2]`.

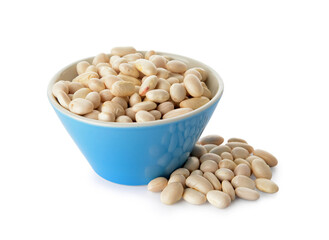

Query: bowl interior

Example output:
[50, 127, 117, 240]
[48, 51, 224, 127]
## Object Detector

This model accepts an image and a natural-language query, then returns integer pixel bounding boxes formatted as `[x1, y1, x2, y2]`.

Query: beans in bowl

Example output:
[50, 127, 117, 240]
[52, 47, 213, 123]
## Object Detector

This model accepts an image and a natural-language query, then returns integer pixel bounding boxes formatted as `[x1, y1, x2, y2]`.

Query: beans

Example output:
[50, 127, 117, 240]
[53, 47, 213, 123]
[191, 144, 207, 158]
[69, 98, 93, 115]
[231, 175, 255, 189]
[199, 135, 224, 146]
[231, 147, 249, 159]
[251, 159, 272, 179]
[186, 175, 214, 194]
[253, 149, 278, 167]
[226, 142, 254, 153]
[98, 112, 115, 122]
[166, 60, 187, 73]
[116, 115, 133, 123]
[110, 81, 135, 97]
[203, 144, 218, 152]
[200, 160, 218, 173]
[206, 190, 231, 209]
[146, 89, 170, 103]
[255, 178, 279, 193]
[170, 168, 190, 178]
[85, 92, 101, 109]
[148, 177, 168, 192]
[234, 163, 251, 177]
[183, 156, 200, 172]
[235, 187, 260, 201]
[221, 180, 235, 201]
[200, 153, 221, 164]
[234, 158, 251, 167]
[168, 174, 186, 187]
[228, 137, 247, 143]
[160, 182, 184, 205]
[210, 145, 231, 156]
[190, 170, 203, 176]
[221, 152, 233, 160]
[84, 110, 100, 120]
[203, 172, 221, 190]
[184, 74, 204, 97]
[183, 188, 206, 205]
[219, 160, 237, 171]
[135, 110, 155, 122]
[102, 101, 125, 117]
[215, 168, 234, 181]
[134, 59, 157, 76]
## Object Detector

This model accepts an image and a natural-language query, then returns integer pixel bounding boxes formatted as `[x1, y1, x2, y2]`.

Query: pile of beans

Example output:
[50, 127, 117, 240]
[52, 47, 213, 123]
[148, 135, 279, 208]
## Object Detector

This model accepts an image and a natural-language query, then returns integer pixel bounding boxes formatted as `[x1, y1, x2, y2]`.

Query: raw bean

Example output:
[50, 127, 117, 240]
[203, 172, 221, 190]
[231, 175, 255, 189]
[255, 178, 279, 193]
[253, 149, 278, 167]
[234, 163, 251, 177]
[157, 101, 174, 115]
[68, 82, 84, 94]
[160, 182, 184, 205]
[234, 158, 251, 167]
[116, 115, 133, 123]
[251, 159, 272, 179]
[222, 180, 235, 201]
[170, 168, 190, 178]
[246, 155, 263, 163]
[102, 101, 125, 116]
[200, 153, 221, 164]
[167, 77, 180, 85]
[88, 78, 105, 92]
[232, 147, 250, 159]
[206, 190, 231, 209]
[99, 89, 114, 102]
[147, 177, 168, 192]
[184, 74, 204, 97]
[190, 170, 203, 176]
[184, 156, 201, 172]
[122, 53, 143, 62]
[149, 110, 162, 120]
[209, 145, 232, 156]
[191, 144, 207, 158]
[110, 81, 135, 97]
[202, 86, 212, 98]
[56, 90, 71, 109]
[73, 88, 91, 99]
[85, 65, 97, 73]
[84, 110, 100, 120]
[98, 112, 115, 122]
[129, 93, 141, 107]
[235, 187, 260, 201]
[119, 63, 139, 78]
[118, 74, 141, 86]
[156, 78, 171, 92]
[52, 81, 69, 97]
[203, 144, 218, 152]
[112, 58, 128, 72]
[111, 46, 136, 57]
[168, 174, 186, 187]
[134, 59, 157, 76]
[132, 101, 157, 112]
[226, 142, 254, 153]
[150, 55, 167, 68]
[184, 69, 202, 80]
[221, 152, 233, 160]
[103, 75, 121, 89]
[200, 160, 218, 173]
[162, 108, 193, 119]
[135, 110, 155, 122]
[219, 160, 237, 171]
[125, 108, 136, 121]
[110, 55, 120, 66]
[76, 61, 90, 75]
[112, 97, 128, 109]
[146, 89, 170, 103]
[179, 97, 210, 110]
[199, 135, 224, 146]
[139, 75, 159, 96]
[186, 175, 214, 194]
[170, 83, 186, 102]
[69, 98, 93, 115]
[169, 73, 184, 82]
[99, 66, 117, 77]
[183, 188, 206, 205]
[92, 53, 109, 65]
[228, 138, 248, 143]
[85, 92, 101, 109]
[215, 168, 234, 181]
[190, 67, 207, 81]
[166, 60, 187, 73]
[96, 62, 110, 70]
[72, 72, 99, 87]
[156, 68, 170, 79]
[145, 50, 155, 60]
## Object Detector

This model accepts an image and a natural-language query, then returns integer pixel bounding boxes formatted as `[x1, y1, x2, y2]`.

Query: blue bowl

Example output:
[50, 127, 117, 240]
[47, 52, 224, 185]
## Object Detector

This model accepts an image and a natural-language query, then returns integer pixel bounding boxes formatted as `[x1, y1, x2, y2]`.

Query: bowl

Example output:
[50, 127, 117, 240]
[47, 52, 224, 185]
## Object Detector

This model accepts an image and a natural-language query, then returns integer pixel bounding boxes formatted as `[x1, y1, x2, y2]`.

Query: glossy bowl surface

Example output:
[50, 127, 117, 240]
[48, 52, 224, 185]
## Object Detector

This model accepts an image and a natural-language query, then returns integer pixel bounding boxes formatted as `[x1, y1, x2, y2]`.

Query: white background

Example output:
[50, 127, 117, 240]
[1, 0, 328, 239]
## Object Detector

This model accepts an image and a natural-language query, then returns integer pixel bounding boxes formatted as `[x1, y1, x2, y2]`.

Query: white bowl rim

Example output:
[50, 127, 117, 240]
[47, 51, 224, 128]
